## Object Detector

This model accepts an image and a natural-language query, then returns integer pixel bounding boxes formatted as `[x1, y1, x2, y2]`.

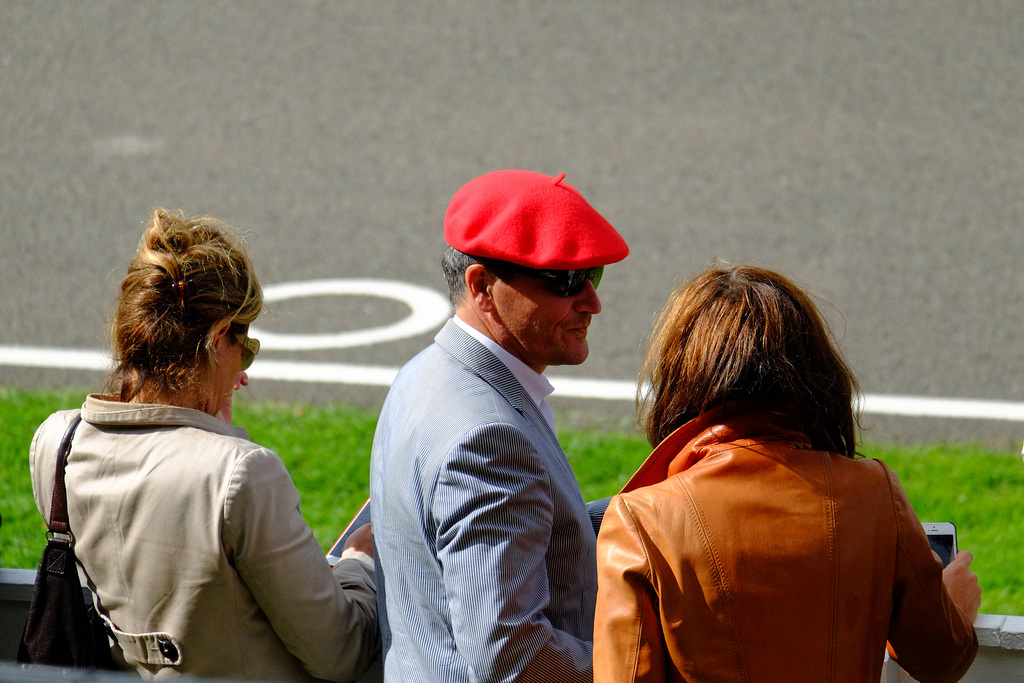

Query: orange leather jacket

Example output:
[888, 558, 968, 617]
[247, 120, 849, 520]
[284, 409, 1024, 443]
[594, 404, 977, 682]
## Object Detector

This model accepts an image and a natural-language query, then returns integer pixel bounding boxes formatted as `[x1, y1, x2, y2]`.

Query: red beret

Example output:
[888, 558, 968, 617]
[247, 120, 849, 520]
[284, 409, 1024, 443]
[444, 170, 629, 270]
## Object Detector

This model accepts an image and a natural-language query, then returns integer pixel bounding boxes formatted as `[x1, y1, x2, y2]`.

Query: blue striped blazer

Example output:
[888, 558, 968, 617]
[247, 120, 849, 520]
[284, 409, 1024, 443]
[369, 320, 597, 682]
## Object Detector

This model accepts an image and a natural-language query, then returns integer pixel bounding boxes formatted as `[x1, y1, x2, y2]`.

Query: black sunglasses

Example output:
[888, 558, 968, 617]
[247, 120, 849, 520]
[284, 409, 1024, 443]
[482, 259, 604, 297]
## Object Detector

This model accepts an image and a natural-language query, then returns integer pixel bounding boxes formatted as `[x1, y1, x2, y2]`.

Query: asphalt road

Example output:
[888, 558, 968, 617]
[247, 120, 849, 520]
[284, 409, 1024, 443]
[2, 1, 1023, 446]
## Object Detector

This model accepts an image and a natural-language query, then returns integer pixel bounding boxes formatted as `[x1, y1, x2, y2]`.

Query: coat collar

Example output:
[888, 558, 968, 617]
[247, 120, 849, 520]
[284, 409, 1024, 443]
[621, 403, 816, 493]
[436, 320, 525, 411]
[434, 320, 557, 441]
[81, 393, 250, 439]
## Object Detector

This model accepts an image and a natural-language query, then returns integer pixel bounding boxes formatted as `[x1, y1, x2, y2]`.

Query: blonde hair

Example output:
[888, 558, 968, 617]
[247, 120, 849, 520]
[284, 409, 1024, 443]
[109, 209, 262, 401]
[638, 265, 860, 457]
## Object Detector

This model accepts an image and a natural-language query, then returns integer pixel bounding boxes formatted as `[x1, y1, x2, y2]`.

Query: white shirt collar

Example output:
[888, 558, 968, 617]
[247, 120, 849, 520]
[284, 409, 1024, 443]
[452, 315, 555, 412]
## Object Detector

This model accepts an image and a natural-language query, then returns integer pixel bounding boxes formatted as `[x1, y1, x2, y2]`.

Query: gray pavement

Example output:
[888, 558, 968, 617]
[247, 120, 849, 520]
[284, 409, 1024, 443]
[2, 1, 1023, 446]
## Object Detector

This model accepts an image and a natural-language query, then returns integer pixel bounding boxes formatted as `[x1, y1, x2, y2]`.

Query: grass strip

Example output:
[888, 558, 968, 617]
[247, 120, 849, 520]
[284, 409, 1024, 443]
[1, 386, 1021, 615]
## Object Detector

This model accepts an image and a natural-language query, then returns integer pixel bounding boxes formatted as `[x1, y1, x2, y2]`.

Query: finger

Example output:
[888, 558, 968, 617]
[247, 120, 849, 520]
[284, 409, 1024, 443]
[953, 550, 973, 567]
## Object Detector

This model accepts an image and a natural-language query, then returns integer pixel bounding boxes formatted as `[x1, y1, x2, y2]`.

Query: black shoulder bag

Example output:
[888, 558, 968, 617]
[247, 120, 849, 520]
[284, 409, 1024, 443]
[18, 413, 116, 669]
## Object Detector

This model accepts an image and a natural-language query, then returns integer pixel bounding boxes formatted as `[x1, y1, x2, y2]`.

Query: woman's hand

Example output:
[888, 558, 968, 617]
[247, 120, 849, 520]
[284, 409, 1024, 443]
[343, 524, 374, 558]
[943, 550, 982, 624]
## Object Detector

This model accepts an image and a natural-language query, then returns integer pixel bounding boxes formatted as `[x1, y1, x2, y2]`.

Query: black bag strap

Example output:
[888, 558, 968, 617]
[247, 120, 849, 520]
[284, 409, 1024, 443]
[19, 410, 117, 669]
[48, 412, 83, 541]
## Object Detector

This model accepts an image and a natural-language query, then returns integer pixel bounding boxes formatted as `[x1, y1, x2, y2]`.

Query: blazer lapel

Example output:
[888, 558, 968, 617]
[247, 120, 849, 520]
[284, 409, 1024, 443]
[435, 321, 559, 445]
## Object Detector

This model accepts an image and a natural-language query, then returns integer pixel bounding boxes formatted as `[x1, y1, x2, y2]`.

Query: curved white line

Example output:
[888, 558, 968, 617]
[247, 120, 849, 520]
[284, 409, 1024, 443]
[250, 279, 452, 351]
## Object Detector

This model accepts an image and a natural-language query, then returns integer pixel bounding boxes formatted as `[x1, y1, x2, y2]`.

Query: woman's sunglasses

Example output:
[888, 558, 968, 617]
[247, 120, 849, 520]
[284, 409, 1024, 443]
[483, 260, 604, 297]
[233, 331, 261, 371]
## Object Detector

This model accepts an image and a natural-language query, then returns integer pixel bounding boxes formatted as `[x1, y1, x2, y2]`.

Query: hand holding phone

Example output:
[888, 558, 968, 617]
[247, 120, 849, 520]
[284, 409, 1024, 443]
[326, 498, 371, 567]
[942, 550, 981, 624]
[923, 522, 980, 624]
[922, 522, 957, 567]
[342, 523, 374, 558]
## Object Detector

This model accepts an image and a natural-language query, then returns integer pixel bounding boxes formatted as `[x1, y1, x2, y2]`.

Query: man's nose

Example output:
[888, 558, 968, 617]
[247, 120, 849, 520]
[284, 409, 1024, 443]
[574, 280, 602, 314]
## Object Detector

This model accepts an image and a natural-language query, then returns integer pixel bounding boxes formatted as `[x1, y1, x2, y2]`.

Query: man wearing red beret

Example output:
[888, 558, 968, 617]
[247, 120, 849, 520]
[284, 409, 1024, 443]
[370, 170, 628, 682]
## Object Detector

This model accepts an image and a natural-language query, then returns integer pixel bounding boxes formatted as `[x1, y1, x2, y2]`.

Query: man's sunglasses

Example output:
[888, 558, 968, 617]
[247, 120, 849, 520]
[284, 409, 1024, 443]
[484, 260, 604, 297]
[232, 329, 261, 371]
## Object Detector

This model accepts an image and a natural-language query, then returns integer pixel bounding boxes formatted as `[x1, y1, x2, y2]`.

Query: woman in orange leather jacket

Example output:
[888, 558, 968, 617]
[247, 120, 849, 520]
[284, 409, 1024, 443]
[594, 265, 980, 683]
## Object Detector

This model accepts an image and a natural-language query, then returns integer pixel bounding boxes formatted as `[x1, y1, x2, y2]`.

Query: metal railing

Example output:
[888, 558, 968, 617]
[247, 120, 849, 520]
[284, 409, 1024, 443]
[3, 568, 1023, 682]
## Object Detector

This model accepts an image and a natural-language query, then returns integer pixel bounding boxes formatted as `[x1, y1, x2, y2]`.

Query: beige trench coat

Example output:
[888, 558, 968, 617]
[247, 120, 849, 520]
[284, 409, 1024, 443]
[30, 395, 378, 681]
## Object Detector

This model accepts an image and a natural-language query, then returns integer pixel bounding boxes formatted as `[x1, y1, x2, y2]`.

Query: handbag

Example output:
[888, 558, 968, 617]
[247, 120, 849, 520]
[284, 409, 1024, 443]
[17, 412, 116, 669]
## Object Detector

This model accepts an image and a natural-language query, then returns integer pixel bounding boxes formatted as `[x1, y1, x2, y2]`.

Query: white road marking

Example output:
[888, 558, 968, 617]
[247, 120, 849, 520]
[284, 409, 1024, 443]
[251, 279, 452, 351]
[92, 135, 166, 157]
[2, 278, 1021, 422]
[0, 345, 1022, 421]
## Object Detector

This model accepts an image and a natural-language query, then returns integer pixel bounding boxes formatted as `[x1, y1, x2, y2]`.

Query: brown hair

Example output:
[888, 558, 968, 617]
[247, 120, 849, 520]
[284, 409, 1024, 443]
[638, 265, 860, 457]
[109, 209, 262, 402]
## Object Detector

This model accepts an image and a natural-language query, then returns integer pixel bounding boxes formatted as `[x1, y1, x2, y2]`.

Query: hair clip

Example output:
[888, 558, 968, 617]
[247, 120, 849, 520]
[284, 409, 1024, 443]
[170, 279, 190, 313]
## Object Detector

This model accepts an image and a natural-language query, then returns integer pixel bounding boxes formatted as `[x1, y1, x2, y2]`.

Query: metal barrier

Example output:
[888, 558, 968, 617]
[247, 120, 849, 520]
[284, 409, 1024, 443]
[3, 568, 1023, 681]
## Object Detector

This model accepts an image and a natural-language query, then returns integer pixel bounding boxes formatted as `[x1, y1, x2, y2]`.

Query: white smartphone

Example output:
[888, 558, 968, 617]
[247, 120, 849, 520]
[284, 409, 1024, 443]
[922, 522, 957, 567]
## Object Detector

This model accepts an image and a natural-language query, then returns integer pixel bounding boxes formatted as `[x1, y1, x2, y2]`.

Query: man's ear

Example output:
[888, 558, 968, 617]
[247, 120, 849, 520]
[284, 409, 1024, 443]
[465, 264, 496, 312]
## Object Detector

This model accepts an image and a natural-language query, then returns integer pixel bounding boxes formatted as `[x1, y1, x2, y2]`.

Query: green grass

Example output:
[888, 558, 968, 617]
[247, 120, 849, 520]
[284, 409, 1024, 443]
[864, 443, 1024, 616]
[2, 386, 1022, 616]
